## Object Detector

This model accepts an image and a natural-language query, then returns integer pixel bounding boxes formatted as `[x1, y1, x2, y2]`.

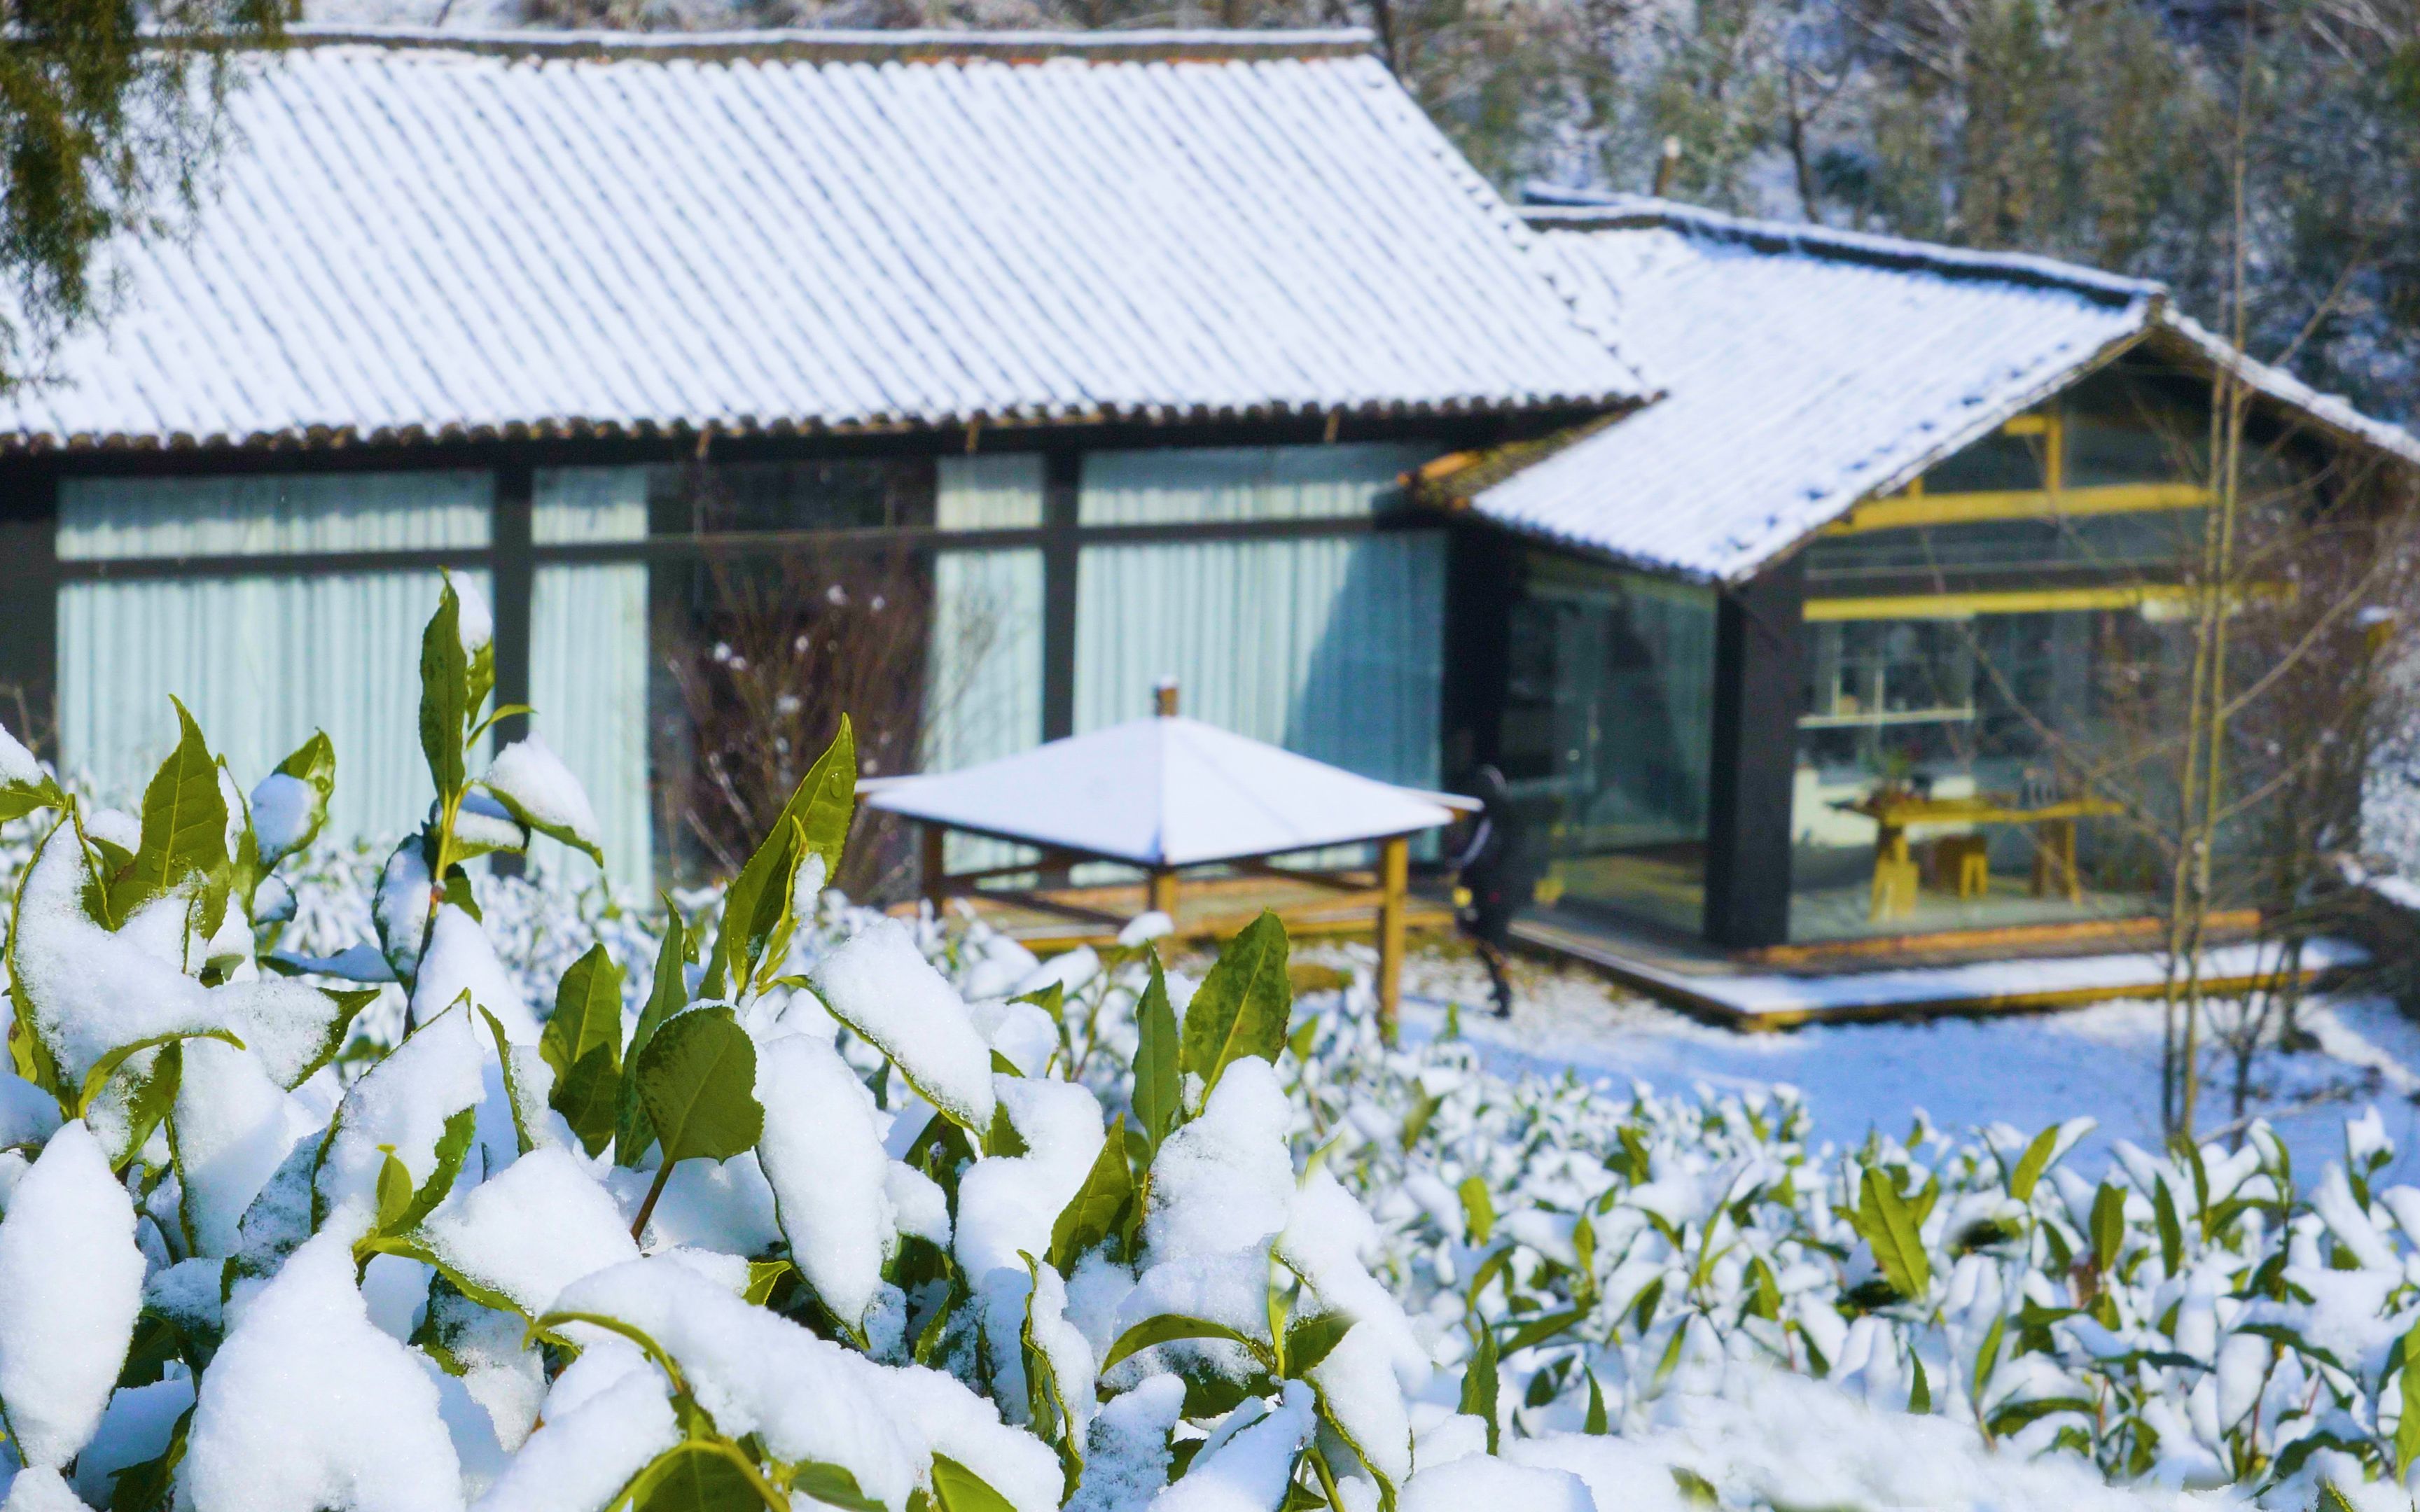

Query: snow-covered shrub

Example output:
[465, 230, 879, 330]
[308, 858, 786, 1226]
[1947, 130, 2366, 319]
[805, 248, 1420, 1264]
[0, 577, 1644, 1512]
[1027, 951, 2420, 1509]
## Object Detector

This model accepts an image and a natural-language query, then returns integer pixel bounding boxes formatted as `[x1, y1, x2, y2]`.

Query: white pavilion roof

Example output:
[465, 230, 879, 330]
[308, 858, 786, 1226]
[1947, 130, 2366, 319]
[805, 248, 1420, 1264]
[861, 715, 1460, 868]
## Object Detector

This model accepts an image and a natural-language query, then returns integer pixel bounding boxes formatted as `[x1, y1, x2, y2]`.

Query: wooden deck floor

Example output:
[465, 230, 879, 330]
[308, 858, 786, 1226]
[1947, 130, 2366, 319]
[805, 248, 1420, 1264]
[893, 871, 1458, 953]
[1511, 905, 2363, 1030]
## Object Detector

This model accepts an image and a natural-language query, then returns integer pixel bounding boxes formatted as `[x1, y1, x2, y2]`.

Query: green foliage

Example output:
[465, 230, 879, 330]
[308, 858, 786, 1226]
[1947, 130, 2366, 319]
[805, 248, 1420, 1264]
[1048, 1113, 1134, 1271]
[1852, 1166, 1932, 1301]
[1132, 951, 1181, 1157]
[634, 1007, 764, 1170]
[1179, 910, 1291, 1099]
[257, 732, 337, 869]
[704, 719, 854, 1000]
[543, 943, 626, 1157]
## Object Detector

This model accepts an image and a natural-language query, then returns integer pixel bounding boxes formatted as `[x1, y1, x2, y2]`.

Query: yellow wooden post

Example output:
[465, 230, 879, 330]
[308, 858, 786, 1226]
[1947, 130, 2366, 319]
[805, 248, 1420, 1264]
[1377, 835, 1408, 1044]
[921, 823, 947, 910]
[1148, 867, 1179, 929]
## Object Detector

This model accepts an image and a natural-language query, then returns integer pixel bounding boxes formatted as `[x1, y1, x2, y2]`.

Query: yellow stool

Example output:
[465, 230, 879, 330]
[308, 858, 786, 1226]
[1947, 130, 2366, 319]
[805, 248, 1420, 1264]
[1931, 835, 1990, 899]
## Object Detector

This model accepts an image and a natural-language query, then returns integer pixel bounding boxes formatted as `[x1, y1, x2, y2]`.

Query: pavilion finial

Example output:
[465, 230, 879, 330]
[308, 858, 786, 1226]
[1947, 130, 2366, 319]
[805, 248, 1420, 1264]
[1154, 678, 1179, 717]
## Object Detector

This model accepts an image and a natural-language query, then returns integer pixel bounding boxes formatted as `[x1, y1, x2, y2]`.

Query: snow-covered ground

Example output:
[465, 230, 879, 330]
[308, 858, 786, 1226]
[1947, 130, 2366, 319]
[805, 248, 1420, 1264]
[1302, 941, 2420, 1184]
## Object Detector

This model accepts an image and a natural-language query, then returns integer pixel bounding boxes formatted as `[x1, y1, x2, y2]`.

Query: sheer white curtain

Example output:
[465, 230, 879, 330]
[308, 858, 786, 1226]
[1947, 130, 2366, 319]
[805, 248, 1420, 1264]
[928, 456, 1046, 872]
[56, 473, 492, 848]
[529, 469, 653, 891]
[60, 571, 490, 849]
[1073, 446, 1445, 790]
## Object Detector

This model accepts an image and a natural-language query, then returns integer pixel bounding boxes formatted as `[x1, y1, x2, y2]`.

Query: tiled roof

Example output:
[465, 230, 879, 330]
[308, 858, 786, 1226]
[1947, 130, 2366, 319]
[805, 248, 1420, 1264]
[0, 30, 1648, 451]
[1475, 192, 2420, 582]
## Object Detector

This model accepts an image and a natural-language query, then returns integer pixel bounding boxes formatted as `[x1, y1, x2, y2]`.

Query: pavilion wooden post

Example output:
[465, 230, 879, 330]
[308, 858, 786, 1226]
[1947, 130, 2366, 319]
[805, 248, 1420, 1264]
[1376, 834, 1409, 1044]
[1147, 867, 1179, 924]
[920, 822, 947, 909]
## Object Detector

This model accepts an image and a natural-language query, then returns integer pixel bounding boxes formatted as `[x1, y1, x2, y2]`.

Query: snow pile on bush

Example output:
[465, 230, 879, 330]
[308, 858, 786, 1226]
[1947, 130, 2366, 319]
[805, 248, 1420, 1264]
[986, 939, 2420, 1510]
[0, 578, 1690, 1512]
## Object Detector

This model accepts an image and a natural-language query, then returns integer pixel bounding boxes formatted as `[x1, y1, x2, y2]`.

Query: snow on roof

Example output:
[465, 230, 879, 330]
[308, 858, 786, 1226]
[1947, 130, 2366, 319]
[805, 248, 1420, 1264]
[1474, 192, 2420, 583]
[860, 713, 1459, 867]
[0, 30, 1648, 452]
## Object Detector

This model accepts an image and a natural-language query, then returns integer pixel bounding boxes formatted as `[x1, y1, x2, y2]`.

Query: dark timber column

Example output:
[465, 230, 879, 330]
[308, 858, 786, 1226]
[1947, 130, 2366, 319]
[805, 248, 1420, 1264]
[0, 463, 59, 760]
[1040, 449, 1080, 743]
[489, 464, 536, 876]
[1702, 557, 1805, 948]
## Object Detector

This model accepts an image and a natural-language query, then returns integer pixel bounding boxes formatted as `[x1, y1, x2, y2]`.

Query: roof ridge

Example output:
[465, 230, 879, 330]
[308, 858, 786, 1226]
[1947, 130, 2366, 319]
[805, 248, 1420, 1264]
[1519, 187, 2162, 309]
[274, 23, 1379, 64]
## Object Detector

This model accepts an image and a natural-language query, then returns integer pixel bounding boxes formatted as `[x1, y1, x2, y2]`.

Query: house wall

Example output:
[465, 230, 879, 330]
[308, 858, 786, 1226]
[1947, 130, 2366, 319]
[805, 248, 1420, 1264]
[1, 415, 1536, 894]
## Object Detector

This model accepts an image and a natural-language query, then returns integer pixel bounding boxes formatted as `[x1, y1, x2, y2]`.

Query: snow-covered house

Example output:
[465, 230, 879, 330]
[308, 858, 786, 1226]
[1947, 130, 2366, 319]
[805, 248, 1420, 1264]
[4, 30, 2416, 977]
[0, 29, 1642, 889]
[1418, 192, 2420, 954]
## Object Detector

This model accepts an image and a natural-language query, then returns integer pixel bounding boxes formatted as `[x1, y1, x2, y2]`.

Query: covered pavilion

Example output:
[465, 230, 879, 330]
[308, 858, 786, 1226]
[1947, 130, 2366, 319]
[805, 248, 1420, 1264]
[861, 687, 1470, 1032]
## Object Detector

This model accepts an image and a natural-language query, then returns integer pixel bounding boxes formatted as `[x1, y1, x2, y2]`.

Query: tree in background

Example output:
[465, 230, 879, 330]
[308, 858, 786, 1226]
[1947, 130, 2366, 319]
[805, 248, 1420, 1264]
[0, 0, 280, 382]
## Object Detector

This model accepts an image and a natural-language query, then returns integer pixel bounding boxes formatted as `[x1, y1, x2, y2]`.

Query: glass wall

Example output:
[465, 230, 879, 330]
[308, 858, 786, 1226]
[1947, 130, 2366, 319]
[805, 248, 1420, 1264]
[1786, 371, 2215, 941]
[1498, 552, 1716, 934]
[47, 438, 1454, 900]
[57, 472, 491, 854]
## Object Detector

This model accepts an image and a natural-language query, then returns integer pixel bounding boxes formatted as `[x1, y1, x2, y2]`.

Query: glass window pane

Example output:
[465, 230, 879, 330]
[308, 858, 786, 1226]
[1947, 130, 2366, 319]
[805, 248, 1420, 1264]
[1073, 533, 1444, 790]
[535, 468, 650, 545]
[650, 459, 935, 536]
[1079, 444, 1433, 524]
[58, 472, 492, 561]
[938, 455, 1044, 531]
[531, 561, 651, 889]
[58, 571, 487, 849]
[1499, 555, 1716, 935]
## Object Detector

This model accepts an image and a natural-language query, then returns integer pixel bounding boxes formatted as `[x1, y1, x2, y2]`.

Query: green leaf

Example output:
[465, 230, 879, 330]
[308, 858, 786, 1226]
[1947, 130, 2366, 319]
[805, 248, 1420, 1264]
[478, 1007, 539, 1158]
[1048, 1114, 1134, 1272]
[1284, 1310, 1355, 1379]
[1099, 1312, 1269, 1374]
[2153, 1177, 2183, 1278]
[628, 1440, 775, 1512]
[2317, 1485, 2360, 1512]
[2089, 1183, 2126, 1274]
[2397, 1317, 2420, 1477]
[405, 1106, 480, 1233]
[282, 988, 379, 1093]
[375, 1149, 415, 1233]
[420, 582, 470, 805]
[1178, 911, 1291, 1097]
[1500, 1307, 1587, 1355]
[1132, 951, 1181, 1156]
[744, 1259, 793, 1308]
[636, 1007, 764, 1168]
[1669, 1467, 1718, 1508]
[543, 944, 625, 1158]
[103, 1040, 183, 1174]
[1457, 1175, 1495, 1245]
[1855, 1167, 1932, 1301]
[1907, 1350, 1931, 1413]
[705, 720, 855, 998]
[111, 698, 229, 921]
[929, 1454, 1019, 1512]
[619, 899, 695, 1168]
[76, 1028, 244, 1121]
[789, 1461, 885, 1512]
[1971, 1314, 2006, 1410]
[257, 732, 336, 868]
[1584, 1369, 1609, 1434]
[2008, 1123, 2060, 1203]
[1459, 1317, 1499, 1454]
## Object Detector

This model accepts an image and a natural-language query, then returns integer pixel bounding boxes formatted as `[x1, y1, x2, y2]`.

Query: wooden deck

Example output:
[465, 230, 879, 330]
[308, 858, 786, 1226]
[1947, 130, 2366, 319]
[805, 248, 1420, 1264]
[893, 870, 1458, 953]
[1512, 905, 2365, 1030]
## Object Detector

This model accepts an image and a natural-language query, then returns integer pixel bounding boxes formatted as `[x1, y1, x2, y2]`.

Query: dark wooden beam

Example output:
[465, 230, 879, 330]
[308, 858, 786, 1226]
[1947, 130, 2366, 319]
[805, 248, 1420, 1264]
[1702, 557, 1806, 948]
[1041, 449, 1080, 743]
[0, 461, 57, 760]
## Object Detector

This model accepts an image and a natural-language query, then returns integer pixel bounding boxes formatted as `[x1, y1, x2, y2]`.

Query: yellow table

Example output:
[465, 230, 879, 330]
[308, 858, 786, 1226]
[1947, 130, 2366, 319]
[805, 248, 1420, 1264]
[1842, 792, 2122, 920]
